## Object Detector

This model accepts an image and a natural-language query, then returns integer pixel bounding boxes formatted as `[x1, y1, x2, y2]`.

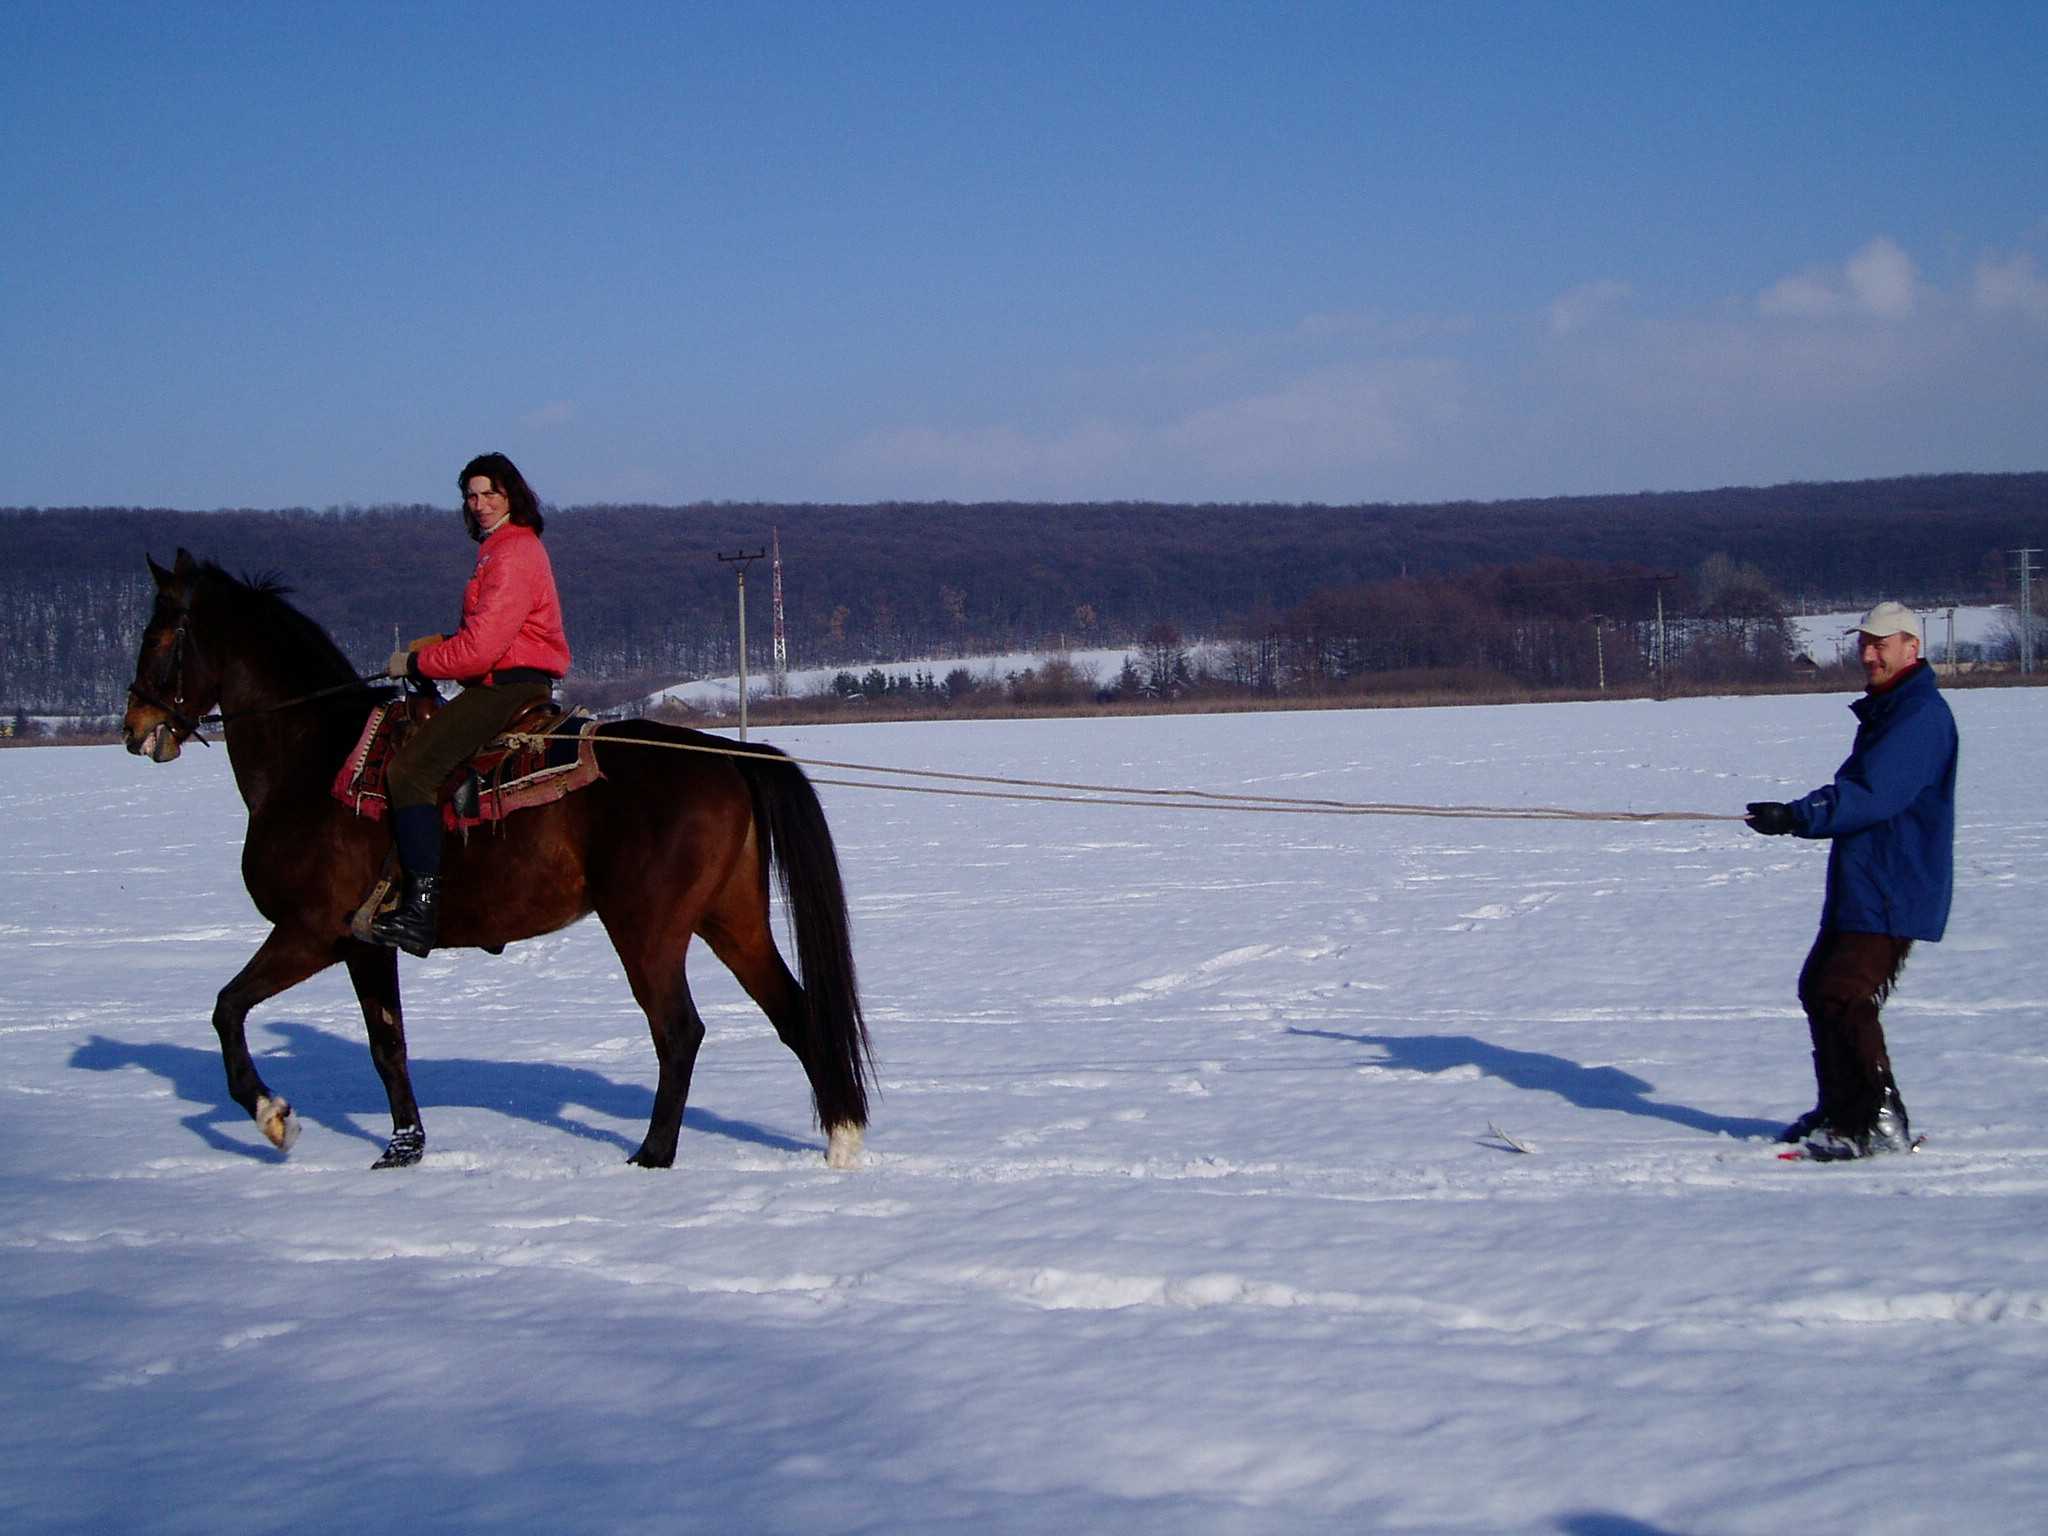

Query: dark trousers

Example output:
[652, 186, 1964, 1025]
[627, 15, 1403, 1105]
[1796, 928, 1912, 1137]
[385, 680, 551, 875]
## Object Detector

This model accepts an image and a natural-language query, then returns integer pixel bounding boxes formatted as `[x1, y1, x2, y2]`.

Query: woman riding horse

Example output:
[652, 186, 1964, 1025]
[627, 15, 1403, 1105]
[373, 452, 571, 957]
[121, 550, 870, 1171]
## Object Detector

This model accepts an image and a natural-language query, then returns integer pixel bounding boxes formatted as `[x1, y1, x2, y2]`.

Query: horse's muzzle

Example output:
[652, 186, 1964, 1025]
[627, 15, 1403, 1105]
[125, 718, 182, 762]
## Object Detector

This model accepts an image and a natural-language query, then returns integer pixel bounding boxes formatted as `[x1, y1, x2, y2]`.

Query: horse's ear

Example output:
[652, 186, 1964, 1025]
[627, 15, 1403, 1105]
[147, 554, 176, 592]
[173, 548, 197, 578]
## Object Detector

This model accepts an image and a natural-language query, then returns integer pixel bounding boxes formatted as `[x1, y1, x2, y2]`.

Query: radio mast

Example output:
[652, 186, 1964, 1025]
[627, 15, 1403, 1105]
[770, 526, 789, 696]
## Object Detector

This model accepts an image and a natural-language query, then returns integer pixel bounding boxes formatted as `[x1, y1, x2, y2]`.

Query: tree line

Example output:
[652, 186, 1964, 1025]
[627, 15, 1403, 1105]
[718, 553, 1794, 723]
[3, 471, 2041, 715]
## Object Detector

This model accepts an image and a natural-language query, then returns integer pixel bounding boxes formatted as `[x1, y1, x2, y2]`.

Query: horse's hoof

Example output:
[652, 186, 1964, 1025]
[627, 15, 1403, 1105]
[826, 1123, 864, 1170]
[255, 1095, 300, 1153]
[371, 1125, 424, 1169]
[626, 1147, 674, 1169]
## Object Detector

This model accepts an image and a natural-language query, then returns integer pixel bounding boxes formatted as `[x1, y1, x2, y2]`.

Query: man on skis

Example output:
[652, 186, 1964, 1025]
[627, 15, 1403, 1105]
[1744, 601, 1958, 1161]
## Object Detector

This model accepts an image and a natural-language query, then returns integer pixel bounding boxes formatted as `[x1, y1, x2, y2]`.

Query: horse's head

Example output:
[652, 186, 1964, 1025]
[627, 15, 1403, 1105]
[123, 550, 216, 762]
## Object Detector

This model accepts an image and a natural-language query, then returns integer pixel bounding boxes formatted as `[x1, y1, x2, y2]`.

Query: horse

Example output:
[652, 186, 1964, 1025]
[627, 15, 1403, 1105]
[119, 549, 871, 1171]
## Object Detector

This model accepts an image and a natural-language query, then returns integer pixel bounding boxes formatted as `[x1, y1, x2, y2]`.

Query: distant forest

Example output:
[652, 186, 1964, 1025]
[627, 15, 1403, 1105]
[4, 472, 2043, 715]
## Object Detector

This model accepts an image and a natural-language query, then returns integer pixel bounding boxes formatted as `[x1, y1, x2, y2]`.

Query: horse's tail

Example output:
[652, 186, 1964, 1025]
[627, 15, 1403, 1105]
[731, 744, 873, 1128]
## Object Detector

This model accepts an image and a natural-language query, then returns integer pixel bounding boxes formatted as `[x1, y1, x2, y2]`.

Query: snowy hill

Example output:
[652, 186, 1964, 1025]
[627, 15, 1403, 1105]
[654, 607, 2019, 709]
[650, 645, 1161, 708]
[1791, 605, 2009, 665]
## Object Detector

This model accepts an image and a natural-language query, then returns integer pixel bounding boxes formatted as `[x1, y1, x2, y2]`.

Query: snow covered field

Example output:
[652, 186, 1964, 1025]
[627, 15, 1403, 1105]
[3, 689, 2044, 1534]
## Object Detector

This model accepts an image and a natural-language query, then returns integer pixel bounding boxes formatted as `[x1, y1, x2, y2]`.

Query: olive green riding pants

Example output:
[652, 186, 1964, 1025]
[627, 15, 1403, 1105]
[385, 680, 552, 809]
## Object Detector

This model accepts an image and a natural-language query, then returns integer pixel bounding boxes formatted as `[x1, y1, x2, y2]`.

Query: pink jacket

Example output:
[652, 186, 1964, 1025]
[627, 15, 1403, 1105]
[414, 523, 572, 685]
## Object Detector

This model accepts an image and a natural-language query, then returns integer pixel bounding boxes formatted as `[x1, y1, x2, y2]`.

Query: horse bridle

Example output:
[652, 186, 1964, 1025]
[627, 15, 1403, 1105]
[126, 617, 214, 744]
[128, 612, 387, 745]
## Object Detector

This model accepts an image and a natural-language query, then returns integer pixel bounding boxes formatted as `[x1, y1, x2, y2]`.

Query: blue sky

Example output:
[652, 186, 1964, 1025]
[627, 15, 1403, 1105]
[3, 0, 2044, 510]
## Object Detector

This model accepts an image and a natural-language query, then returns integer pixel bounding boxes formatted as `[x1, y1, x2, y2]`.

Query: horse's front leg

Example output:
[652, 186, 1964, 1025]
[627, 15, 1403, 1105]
[343, 942, 425, 1169]
[214, 926, 342, 1155]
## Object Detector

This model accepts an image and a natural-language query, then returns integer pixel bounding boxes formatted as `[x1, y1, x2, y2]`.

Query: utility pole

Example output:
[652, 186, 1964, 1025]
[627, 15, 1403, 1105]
[718, 548, 765, 739]
[770, 527, 789, 698]
[2017, 549, 2041, 676]
[1589, 615, 1607, 691]
[1652, 576, 1673, 701]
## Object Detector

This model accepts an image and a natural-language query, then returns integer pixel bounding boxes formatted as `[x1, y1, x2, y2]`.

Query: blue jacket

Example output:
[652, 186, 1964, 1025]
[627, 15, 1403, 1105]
[1789, 662, 1957, 940]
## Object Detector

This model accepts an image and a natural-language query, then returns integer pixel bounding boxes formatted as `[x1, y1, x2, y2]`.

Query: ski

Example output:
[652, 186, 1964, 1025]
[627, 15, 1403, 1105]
[1777, 1134, 1927, 1163]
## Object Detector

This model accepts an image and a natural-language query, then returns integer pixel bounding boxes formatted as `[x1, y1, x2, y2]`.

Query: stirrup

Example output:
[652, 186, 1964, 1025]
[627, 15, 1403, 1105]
[348, 866, 401, 945]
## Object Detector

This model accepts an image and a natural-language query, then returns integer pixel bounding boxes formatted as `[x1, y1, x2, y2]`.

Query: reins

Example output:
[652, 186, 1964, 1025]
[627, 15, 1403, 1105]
[516, 728, 1743, 824]
[205, 674, 393, 727]
[129, 671, 391, 746]
[132, 599, 395, 747]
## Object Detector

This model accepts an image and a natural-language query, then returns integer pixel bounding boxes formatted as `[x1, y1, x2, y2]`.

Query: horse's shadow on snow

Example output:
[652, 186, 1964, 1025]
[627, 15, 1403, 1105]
[69, 1020, 814, 1162]
[1288, 1027, 1783, 1142]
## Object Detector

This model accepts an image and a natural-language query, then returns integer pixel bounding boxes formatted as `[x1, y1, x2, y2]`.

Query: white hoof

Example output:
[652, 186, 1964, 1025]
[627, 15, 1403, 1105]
[256, 1095, 301, 1153]
[825, 1123, 864, 1170]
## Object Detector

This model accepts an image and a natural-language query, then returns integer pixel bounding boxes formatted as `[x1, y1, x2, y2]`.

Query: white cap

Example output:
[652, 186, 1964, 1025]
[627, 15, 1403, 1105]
[1847, 601, 1921, 642]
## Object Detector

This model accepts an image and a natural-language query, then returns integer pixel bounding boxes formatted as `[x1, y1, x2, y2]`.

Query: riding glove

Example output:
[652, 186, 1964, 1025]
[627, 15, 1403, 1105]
[1744, 801, 1797, 836]
[385, 634, 443, 679]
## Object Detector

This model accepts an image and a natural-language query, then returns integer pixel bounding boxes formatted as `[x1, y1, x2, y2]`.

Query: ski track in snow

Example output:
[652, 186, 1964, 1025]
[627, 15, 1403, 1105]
[4, 691, 2046, 1534]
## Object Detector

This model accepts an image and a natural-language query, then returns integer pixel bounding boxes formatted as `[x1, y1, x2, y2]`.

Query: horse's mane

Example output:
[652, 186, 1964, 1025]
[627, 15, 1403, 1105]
[192, 559, 363, 690]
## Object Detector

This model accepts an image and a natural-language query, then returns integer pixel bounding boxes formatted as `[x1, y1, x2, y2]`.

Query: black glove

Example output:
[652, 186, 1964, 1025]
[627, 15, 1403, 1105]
[1745, 801, 1796, 836]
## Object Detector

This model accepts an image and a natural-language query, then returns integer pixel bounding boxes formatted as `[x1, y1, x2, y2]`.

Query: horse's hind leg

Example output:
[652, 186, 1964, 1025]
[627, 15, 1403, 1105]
[342, 943, 425, 1169]
[599, 911, 707, 1169]
[213, 925, 341, 1154]
[699, 908, 865, 1169]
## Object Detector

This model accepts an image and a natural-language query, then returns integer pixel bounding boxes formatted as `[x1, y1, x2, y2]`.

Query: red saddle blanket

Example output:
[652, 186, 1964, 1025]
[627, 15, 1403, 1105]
[332, 696, 604, 831]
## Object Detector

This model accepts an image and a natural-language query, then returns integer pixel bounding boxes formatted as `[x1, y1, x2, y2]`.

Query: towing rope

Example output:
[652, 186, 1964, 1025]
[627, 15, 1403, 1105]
[511, 729, 1743, 824]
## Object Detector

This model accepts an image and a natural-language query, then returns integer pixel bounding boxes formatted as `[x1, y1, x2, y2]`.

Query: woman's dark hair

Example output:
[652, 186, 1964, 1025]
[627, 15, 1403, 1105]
[459, 452, 545, 539]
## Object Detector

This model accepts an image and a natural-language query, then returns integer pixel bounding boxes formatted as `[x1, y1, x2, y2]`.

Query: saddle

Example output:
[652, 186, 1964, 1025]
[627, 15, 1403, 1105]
[332, 692, 604, 833]
[336, 693, 605, 947]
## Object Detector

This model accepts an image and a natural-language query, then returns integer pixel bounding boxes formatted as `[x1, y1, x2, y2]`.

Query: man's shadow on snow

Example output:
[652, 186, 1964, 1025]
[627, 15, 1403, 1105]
[69, 1019, 814, 1162]
[1287, 1027, 1783, 1142]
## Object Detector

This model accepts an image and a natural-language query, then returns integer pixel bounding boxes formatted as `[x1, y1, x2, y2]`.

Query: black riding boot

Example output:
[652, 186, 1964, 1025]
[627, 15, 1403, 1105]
[370, 872, 441, 958]
[370, 804, 443, 957]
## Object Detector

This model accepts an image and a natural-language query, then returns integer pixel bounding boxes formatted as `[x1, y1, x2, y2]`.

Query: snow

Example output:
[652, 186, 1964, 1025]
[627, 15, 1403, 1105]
[5, 689, 2045, 1534]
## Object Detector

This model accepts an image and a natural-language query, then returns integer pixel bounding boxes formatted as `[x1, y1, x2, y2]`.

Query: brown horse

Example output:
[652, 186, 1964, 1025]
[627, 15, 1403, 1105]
[120, 549, 871, 1170]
